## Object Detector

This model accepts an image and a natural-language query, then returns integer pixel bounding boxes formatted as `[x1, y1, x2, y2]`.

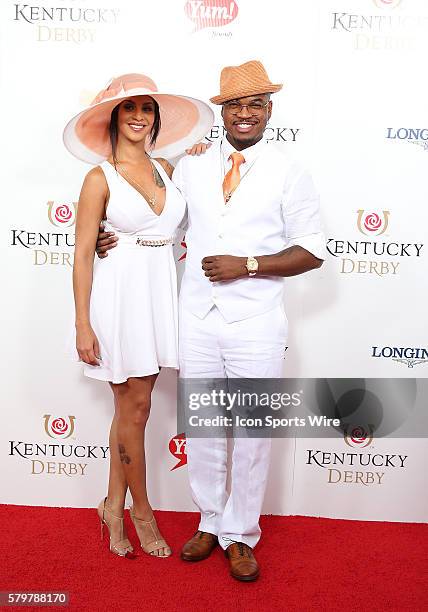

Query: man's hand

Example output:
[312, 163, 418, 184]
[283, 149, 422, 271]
[96, 223, 118, 259]
[201, 255, 247, 282]
[185, 142, 212, 156]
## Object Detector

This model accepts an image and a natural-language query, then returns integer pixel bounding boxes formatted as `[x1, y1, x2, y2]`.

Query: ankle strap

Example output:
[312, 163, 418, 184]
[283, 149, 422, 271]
[103, 498, 124, 522]
[130, 508, 155, 524]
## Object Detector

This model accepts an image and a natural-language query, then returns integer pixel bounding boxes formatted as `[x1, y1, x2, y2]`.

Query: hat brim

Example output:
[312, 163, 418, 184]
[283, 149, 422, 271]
[63, 89, 214, 163]
[210, 84, 283, 105]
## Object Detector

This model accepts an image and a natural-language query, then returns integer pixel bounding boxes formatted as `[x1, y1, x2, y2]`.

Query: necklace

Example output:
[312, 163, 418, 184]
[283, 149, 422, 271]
[116, 158, 157, 208]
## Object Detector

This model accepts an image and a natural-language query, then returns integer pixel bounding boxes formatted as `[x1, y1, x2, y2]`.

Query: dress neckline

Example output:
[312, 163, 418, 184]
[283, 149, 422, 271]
[106, 159, 169, 218]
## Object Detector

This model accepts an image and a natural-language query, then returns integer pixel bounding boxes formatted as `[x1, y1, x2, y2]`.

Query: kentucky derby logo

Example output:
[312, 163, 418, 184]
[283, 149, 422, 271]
[357, 210, 389, 236]
[344, 425, 373, 448]
[169, 433, 187, 470]
[47, 201, 77, 228]
[185, 0, 238, 31]
[13, 4, 120, 46]
[372, 0, 402, 8]
[43, 415, 76, 439]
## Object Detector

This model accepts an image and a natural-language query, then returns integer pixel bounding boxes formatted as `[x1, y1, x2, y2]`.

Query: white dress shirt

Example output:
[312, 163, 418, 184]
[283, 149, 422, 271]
[173, 138, 325, 323]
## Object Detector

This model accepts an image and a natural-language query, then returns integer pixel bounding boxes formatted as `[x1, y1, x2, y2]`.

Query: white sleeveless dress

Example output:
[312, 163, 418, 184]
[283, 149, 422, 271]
[83, 160, 186, 383]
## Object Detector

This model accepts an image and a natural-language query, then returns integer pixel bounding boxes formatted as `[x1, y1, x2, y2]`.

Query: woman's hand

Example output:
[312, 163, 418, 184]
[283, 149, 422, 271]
[76, 324, 101, 366]
[185, 141, 212, 156]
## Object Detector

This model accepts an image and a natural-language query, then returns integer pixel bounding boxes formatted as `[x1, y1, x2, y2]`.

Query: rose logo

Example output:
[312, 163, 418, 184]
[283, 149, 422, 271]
[55, 205, 72, 224]
[364, 213, 382, 232]
[344, 425, 373, 448]
[43, 415, 76, 439]
[373, 0, 402, 8]
[51, 418, 68, 435]
[350, 426, 367, 444]
[357, 209, 389, 236]
[169, 433, 187, 470]
[47, 201, 77, 228]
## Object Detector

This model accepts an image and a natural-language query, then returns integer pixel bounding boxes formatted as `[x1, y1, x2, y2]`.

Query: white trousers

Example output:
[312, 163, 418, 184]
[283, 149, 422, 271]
[179, 304, 288, 549]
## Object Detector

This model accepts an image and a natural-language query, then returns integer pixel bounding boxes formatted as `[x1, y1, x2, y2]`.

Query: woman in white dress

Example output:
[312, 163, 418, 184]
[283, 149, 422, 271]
[63, 74, 213, 559]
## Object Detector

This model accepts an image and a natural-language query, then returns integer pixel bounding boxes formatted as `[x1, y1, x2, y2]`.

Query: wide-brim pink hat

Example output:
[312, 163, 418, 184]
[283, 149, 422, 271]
[63, 73, 214, 163]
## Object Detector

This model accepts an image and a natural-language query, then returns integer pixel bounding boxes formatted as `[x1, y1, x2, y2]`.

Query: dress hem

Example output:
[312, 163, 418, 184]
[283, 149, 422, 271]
[83, 363, 179, 384]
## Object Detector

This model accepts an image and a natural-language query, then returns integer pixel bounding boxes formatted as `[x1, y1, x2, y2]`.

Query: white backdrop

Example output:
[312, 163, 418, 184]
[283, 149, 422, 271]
[1, 0, 427, 523]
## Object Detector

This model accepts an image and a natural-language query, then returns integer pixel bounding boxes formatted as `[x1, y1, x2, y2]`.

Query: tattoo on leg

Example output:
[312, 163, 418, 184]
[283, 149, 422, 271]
[118, 443, 131, 465]
[153, 166, 165, 188]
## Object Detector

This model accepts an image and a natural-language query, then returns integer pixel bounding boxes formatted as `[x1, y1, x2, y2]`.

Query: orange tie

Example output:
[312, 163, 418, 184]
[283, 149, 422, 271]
[222, 152, 245, 203]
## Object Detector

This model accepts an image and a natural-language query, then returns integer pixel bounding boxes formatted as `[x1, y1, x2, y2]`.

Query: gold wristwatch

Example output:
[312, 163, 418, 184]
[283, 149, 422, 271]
[246, 256, 258, 276]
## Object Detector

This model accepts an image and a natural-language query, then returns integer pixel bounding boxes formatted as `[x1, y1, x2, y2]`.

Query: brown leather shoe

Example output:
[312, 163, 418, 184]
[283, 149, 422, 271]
[225, 542, 259, 582]
[181, 531, 218, 562]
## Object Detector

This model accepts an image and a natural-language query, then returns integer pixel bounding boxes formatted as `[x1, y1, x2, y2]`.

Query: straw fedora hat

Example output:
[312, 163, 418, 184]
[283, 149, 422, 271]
[210, 60, 283, 105]
[63, 73, 214, 163]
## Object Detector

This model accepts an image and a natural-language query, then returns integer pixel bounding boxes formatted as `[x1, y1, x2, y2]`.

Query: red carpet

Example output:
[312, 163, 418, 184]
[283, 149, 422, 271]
[1, 505, 427, 611]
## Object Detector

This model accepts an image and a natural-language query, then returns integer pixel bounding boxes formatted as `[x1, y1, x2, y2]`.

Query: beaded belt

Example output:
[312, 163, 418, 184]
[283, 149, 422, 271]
[135, 237, 174, 247]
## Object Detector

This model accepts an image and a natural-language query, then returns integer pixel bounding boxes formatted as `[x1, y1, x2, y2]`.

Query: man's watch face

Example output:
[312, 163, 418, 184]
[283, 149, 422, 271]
[246, 257, 258, 272]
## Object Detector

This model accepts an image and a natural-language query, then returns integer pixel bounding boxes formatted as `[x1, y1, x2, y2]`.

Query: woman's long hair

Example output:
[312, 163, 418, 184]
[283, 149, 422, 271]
[109, 97, 161, 167]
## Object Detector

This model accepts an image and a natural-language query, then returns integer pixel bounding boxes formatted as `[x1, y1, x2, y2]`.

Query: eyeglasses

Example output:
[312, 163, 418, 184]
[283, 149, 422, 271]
[223, 100, 270, 114]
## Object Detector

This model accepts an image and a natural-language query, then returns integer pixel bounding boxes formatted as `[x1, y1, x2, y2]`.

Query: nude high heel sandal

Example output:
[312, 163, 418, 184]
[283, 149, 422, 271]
[129, 507, 172, 558]
[97, 498, 136, 559]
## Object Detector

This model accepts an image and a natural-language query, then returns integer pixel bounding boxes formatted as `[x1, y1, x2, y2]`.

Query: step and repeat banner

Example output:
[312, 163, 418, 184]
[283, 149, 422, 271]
[1, 0, 427, 522]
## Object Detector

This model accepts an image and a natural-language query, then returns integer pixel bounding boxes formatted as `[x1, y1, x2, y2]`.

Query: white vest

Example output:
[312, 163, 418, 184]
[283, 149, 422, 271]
[173, 140, 323, 323]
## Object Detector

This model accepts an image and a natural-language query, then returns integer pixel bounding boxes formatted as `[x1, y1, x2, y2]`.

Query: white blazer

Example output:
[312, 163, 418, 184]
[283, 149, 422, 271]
[173, 139, 325, 323]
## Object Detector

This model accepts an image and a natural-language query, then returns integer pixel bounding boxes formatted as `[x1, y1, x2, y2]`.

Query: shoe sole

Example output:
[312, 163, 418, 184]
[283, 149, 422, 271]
[180, 550, 215, 562]
[230, 571, 260, 582]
